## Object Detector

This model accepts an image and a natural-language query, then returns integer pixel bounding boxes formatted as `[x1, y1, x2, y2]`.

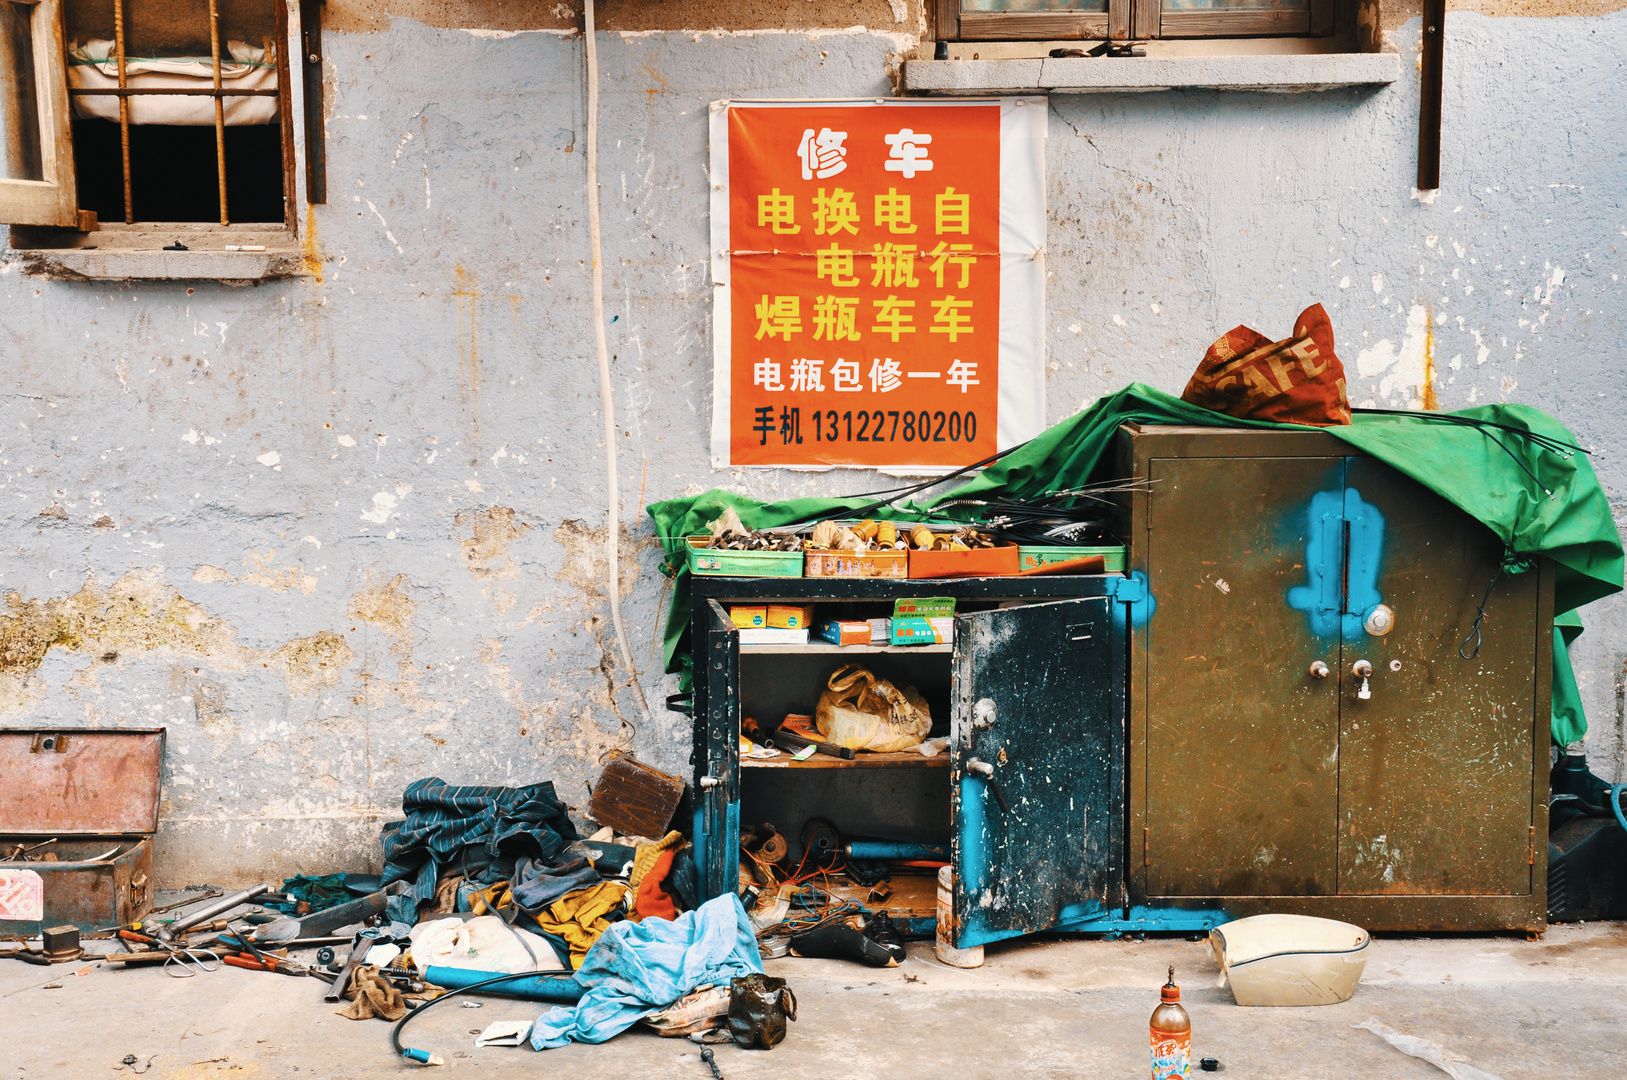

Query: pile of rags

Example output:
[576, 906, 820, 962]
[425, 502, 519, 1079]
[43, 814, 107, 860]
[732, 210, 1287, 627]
[530, 892, 761, 1049]
[380, 777, 581, 925]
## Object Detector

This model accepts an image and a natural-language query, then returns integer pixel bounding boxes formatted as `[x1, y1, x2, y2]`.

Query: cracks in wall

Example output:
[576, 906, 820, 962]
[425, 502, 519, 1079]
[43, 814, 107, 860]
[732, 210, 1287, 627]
[548, 518, 654, 752]
[1047, 100, 1223, 368]
[346, 571, 439, 713]
[193, 547, 319, 595]
[458, 506, 530, 614]
[0, 567, 355, 712]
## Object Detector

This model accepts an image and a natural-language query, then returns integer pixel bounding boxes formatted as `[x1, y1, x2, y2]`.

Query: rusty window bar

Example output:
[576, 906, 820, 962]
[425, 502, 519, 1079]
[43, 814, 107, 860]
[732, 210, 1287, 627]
[207, 0, 226, 224]
[95, 0, 284, 226]
[112, 0, 129, 222]
[69, 87, 277, 96]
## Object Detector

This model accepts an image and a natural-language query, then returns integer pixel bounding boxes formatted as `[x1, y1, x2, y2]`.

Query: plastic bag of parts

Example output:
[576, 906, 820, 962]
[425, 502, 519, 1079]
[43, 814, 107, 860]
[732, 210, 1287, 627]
[815, 665, 931, 753]
[728, 973, 798, 1050]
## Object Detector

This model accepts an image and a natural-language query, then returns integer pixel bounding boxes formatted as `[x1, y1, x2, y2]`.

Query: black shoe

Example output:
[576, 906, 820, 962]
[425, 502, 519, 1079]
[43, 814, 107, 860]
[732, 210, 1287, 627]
[789, 921, 898, 967]
[863, 911, 906, 964]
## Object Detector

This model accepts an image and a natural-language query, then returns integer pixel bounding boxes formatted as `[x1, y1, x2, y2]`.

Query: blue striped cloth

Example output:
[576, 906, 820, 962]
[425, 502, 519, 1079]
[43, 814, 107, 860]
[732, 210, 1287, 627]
[380, 777, 579, 924]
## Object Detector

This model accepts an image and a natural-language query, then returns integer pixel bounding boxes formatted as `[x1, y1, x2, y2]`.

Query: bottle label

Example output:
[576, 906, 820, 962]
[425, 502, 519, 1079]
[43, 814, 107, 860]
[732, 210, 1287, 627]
[1150, 1027, 1191, 1080]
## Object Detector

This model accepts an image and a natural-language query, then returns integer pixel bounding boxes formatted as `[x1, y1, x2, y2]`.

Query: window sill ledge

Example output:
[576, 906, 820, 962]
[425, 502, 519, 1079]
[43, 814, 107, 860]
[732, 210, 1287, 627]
[902, 51, 1400, 94]
[16, 246, 307, 283]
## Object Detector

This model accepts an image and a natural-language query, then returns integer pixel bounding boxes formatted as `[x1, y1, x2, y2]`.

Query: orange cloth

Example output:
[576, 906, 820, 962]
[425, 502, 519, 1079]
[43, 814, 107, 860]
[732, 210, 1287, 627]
[633, 848, 678, 922]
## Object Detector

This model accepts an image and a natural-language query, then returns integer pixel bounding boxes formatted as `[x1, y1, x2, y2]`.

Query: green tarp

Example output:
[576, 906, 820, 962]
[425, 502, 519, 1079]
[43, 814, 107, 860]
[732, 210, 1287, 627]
[648, 383, 1623, 742]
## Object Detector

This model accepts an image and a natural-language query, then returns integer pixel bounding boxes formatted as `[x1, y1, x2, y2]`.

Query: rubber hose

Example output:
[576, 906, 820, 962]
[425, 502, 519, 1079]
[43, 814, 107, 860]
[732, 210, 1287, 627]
[391, 969, 575, 1063]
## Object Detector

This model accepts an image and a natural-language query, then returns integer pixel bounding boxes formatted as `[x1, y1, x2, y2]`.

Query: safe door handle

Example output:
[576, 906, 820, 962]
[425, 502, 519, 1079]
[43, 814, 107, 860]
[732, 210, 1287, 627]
[966, 757, 1011, 813]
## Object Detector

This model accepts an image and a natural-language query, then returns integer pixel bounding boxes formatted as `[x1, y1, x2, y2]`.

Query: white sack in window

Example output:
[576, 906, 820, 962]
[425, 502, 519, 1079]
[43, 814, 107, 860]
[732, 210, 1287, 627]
[67, 39, 278, 126]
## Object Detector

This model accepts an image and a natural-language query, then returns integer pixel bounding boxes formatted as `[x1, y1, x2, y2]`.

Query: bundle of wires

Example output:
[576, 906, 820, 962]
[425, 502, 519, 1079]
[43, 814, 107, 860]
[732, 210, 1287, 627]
[1351, 407, 1588, 498]
[934, 477, 1155, 545]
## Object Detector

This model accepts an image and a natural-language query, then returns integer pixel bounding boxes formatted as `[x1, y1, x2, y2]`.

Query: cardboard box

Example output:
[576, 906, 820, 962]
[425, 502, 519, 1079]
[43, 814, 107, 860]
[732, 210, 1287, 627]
[738, 628, 809, 645]
[894, 597, 955, 619]
[890, 616, 954, 646]
[816, 620, 871, 646]
[729, 606, 766, 629]
[767, 604, 814, 629]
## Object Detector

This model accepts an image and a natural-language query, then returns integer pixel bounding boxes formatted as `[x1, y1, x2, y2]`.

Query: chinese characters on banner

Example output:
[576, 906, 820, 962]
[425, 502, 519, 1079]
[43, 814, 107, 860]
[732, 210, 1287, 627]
[709, 99, 1046, 469]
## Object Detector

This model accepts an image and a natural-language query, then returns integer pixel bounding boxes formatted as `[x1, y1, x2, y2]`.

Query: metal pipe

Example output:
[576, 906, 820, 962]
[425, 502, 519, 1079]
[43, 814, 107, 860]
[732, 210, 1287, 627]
[159, 882, 273, 939]
[844, 841, 947, 862]
[112, 0, 131, 222]
[207, 0, 227, 224]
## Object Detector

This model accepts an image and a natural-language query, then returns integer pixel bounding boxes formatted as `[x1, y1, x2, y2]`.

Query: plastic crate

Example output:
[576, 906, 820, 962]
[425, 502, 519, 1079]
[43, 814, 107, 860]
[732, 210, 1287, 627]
[1018, 545, 1126, 573]
[686, 538, 804, 577]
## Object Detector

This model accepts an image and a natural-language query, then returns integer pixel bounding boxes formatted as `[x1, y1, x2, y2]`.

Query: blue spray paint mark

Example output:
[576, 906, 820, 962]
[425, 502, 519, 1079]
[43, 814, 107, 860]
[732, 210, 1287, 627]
[1119, 569, 1157, 627]
[1286, 487, 1385, 640]
[954, 774, 995, 947]
[1342, 488, 1385, 640]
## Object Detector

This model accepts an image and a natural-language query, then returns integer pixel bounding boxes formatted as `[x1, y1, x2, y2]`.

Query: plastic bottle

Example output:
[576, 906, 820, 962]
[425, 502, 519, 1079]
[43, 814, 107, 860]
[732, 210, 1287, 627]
[1150, 965, 1192, 1080]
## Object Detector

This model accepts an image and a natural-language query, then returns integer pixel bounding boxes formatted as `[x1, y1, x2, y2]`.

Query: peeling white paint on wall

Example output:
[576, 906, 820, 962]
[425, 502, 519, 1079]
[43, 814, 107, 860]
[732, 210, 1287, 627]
[1356, 304, 1432, 406]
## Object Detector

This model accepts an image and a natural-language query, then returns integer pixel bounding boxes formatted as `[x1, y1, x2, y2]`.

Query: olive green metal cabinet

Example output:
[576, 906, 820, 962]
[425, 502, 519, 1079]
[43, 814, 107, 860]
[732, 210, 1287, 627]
[1116, 425, 1551, 931]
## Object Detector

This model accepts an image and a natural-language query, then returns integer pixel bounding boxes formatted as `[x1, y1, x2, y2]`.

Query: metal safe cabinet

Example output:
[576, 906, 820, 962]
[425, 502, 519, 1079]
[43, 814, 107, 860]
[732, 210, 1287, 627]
[1116, 425, 1552, 931]
[688, 576, 1127, 949]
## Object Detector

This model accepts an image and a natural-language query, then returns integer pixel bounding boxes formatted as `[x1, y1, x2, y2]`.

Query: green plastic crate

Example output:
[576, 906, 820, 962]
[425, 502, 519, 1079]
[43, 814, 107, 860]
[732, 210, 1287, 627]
[687, 538, 804, 577]
[1018, 545, 1126, 573]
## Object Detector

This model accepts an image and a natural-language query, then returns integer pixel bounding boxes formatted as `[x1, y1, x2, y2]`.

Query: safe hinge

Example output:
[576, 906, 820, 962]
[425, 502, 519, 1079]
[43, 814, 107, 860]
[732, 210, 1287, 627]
[1528, 824, 1536, 866]
[1142, 826, 1150, 867]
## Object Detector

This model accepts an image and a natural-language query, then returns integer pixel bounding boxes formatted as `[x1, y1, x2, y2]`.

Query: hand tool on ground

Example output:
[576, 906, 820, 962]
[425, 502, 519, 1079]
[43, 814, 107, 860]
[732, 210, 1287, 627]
[325, 928, 385, 1003]
[106, 929, 221, 978]
[222, 952, 310, 977]
[701, 1047, 725, 1080]
[157, 883, 273, 942]
[254, 883, 402, 944]
[145, 888, 224, 918]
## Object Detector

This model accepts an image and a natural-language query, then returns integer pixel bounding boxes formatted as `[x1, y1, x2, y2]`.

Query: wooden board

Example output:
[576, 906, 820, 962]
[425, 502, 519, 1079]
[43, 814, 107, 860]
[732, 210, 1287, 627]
[825, 872, 939, 918]
[587, 756, 685, 838]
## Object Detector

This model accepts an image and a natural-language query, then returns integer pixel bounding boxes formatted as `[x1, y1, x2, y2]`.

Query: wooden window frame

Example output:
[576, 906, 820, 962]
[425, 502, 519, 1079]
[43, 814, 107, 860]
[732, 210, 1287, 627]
[0, 0, 303, 235]
[936, 0, 1334, 41]
[0, 0, 80, 227]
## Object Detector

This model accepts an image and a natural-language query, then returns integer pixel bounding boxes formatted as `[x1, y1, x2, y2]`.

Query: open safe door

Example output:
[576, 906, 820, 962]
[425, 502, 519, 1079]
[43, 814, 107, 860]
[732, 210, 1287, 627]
[950, 597, 1124, 949]
[695, 598, 741, 900]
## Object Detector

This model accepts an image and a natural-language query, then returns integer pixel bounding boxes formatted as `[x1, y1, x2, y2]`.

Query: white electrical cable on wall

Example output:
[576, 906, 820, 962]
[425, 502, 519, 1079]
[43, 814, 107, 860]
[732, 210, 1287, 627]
[583, 0, 651, 725]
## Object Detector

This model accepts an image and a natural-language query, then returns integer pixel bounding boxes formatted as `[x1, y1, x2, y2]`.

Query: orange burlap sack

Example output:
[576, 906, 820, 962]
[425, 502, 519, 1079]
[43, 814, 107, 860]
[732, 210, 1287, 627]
[1180, 303, 1350, 426]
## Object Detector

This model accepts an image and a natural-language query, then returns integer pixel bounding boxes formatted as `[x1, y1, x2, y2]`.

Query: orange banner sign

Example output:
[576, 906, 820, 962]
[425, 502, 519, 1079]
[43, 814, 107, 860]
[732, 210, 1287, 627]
[710, 99, 1046, 470]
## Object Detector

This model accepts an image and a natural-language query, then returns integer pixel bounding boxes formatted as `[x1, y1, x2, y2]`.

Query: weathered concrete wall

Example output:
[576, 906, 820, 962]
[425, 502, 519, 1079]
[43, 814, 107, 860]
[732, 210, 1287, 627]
[1, 11, 1623, 886]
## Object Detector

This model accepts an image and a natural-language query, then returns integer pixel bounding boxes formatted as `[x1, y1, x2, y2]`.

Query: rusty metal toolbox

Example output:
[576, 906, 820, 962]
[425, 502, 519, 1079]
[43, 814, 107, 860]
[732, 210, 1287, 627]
[0, 728, 164, 938]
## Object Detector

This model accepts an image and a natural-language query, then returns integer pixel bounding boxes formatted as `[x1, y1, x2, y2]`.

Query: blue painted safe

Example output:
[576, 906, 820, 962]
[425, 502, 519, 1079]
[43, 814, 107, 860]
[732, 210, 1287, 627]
[686, 574, 1144, 949]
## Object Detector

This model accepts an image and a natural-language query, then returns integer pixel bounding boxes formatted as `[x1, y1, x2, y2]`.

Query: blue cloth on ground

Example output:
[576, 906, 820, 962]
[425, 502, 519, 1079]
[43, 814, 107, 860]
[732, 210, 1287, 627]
[529, 891, 761, 1049]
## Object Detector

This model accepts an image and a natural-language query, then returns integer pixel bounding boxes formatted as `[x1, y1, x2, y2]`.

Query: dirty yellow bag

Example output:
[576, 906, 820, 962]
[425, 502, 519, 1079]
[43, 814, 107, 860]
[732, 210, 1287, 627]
[814, 665, 931, 753]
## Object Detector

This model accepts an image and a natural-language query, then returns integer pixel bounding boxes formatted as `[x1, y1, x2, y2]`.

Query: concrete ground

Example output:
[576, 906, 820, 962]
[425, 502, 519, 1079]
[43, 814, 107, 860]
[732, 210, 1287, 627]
[5, 921, 1625, 1080]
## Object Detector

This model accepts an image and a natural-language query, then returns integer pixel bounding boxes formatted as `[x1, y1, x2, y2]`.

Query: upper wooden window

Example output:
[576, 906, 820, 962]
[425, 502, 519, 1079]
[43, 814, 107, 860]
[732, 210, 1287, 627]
[0, 0, 295, 230]
[0, 0, 78, 226]
[938, 0, 1334, 40]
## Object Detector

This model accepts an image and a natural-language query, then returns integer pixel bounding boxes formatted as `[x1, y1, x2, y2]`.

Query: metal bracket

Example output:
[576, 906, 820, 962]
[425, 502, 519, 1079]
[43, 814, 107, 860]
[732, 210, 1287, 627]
[1109, 577, 1146, 603]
